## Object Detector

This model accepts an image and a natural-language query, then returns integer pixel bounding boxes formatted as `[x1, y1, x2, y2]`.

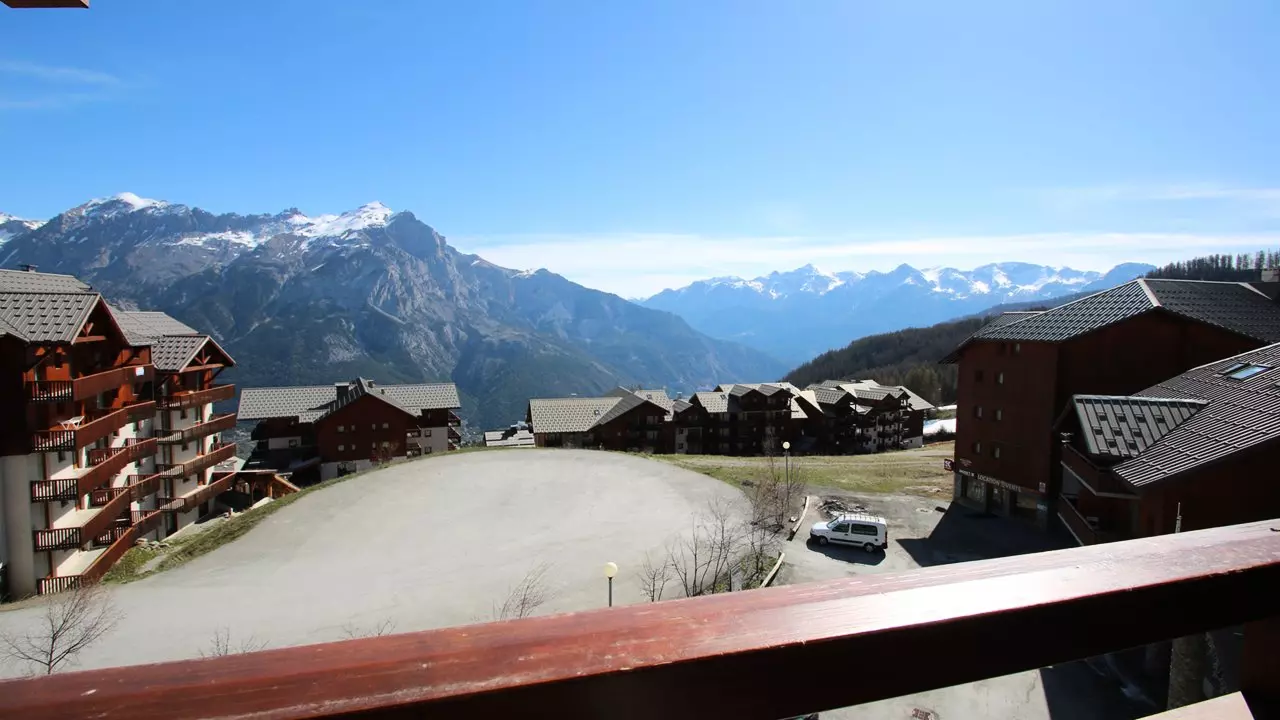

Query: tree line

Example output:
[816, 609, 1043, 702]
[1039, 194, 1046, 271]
[1146, 249, 1280, 282]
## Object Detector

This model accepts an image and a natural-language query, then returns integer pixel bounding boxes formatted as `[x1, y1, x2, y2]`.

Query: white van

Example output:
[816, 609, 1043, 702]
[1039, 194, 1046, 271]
[808, 513, 888, 553]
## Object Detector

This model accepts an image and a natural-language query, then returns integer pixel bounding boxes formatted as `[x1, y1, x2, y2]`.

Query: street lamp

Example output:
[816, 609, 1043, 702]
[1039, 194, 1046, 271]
[604, 561, 618, 607]
[782, 441, 792, 516]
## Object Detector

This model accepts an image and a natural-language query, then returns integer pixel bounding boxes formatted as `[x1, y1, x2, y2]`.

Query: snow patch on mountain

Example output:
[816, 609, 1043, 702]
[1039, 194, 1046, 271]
[0, 213, 43, 244]
[294, 202, 393, 238]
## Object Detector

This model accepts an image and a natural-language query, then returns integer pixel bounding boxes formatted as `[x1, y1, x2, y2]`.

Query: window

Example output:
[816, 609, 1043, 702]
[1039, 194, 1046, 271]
[677, 443, 685, 450]
[849, 523, 878, 536]
[182, 441, 189, 452]
[998, 343, 1007, 355]
[972, 441, 982, 454]
[288, 439, 298, 448]
[975, 370, 984, 382]
[381, 441, 390, 449]
[1224, 363, 1271, 380]
[372, 423, 377, 431]
[338, 444, 345, 452]
[995, 409, 1003, 421]
[997, 372, 1005, 385]
[833, 523, 851, 534]
[1014, 343, 1022, 355]
[993, 446, 1001, 459]
[974, 405, 983, 419]
[179, 408, 187, 420]
[646, 430, 658, 440]
[382, 422, 389, 429]
[337, 425, 344, 433]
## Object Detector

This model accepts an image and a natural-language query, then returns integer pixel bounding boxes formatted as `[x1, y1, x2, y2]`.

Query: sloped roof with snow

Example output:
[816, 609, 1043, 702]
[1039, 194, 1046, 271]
[238, 379, 459, 423]
[527, 397, 625, 434]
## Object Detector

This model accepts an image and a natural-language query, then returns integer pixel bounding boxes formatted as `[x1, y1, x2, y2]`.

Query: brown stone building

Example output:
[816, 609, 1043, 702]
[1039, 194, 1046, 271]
[1056, 343, 1280, 545]
[943, 279, 1280, 528]
[238, 379, 461, 484]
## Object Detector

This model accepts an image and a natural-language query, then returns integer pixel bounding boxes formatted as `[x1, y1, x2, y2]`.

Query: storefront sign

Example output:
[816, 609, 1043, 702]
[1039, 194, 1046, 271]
[956, 468, 1038, 496]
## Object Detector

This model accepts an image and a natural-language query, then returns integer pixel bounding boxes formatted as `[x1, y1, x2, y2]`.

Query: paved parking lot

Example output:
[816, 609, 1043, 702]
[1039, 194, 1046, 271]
[780, 491, 1152, 720]
[0, 449, 740, 676]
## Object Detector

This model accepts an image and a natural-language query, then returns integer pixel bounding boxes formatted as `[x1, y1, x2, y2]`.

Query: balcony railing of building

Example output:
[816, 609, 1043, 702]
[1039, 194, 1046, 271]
[72, 436, 159, 498]
[36, 516, 144, 596]
[1059, 494, 1124, 546]
[24, 363, 154, 404]
[4, 519, 1278, 718]
[31, 526, 81, 552]
[131, 508, 165, 537]
[77, 483, 135, 549]
[1061, 444, 1140, 498]
[127, 464, 185, 502]
[156, 472, 236, 514]
[448, 410, 462, 426]
[157, 413, 237, 445]
[156, 384, 235, 410]
[155, 442, 237, 479]
[29, 400, 157, 452]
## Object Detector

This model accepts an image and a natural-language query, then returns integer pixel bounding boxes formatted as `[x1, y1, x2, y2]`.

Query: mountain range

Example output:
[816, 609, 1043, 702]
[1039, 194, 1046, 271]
[0, 194, 785, 430]
[640, 261, 1155, 363]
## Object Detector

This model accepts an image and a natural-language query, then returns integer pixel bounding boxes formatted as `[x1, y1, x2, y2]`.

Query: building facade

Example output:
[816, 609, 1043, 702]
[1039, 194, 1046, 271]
[526, 393, 671, 452]
[0, 269, 256, 598]
[238, 378, 462, 484]
[943, 279, 1280, 529]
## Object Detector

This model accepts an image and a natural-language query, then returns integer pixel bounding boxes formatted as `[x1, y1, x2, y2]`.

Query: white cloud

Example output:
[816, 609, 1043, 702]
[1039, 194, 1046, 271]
[454, 230, 1280, 299]
[0, 60, 121, 86]
[0, 60, 123, 111]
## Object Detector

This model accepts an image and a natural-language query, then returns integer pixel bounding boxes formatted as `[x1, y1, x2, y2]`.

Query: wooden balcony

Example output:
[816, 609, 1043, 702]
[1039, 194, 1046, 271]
[127, 466, 182, 502]
[29, 477, 77, 503]
[157, 472, 236, 514]
[1058, 494, 1123, 546]
[4, 519, 1278, 718]
[31, 526, 81, 552]
[1062, 444, 1139, 497]
[156, 442, 237, 479]
[24, 364, 153, 403]
[75, 437, 158, 498]
[448, 410, 462, 427]
[77, 484, 135, 548]
[29, 401, 157, 452]
[157, 413, 237, 444]
[156, 384, 235, 410]
[37, 520, 142, 596]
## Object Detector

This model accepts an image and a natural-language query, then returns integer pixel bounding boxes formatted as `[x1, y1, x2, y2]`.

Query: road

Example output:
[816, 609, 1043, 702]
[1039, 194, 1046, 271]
[0, 449, 740, 676]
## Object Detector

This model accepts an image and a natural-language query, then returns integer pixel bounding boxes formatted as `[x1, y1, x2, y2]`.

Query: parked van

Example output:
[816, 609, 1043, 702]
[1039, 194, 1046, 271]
[808, 513, 888, 553]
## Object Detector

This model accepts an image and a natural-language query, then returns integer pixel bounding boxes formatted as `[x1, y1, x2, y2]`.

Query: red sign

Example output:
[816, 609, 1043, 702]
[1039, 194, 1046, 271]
[943, 458, 955, 472]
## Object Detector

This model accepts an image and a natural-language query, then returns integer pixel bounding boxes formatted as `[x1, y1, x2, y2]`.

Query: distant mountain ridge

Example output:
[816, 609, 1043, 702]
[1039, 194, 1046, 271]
[641, 261, 1155, 363]
[0, 193, 785, 430]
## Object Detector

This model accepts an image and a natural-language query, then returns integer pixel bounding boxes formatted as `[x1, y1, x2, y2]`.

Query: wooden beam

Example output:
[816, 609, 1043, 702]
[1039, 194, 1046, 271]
[0, 519, 1278, 720]
[71, 336, 105, 344]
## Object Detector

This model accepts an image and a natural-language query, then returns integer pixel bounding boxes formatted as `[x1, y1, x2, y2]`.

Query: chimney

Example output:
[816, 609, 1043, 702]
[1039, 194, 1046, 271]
[335, 382, 352, 401]
[18, 264, 37, 273]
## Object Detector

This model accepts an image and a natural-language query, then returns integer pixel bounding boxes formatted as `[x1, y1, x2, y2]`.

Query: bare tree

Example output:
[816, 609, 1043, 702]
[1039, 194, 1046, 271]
[200, 627, 268, 658]
[668, 498, 743, 597]
[494, 563, 554, 620]
[341, 619, 397, 639]
[0, 582, 120, 675]
[637, 551, 673, 603]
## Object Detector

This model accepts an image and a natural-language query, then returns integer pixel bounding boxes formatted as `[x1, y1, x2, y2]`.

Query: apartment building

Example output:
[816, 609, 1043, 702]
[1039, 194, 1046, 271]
[238, 378, 462, 484]
[1055, 343, 1280, 545]
[943, 278, 1280, 529]
[526, 393, 671, 452]
[803, 380, 934, 452]
[0, 269, 249, 597]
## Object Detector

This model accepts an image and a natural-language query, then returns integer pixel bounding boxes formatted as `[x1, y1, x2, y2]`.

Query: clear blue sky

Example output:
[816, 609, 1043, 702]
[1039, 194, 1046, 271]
[3, 0, 1279, 296]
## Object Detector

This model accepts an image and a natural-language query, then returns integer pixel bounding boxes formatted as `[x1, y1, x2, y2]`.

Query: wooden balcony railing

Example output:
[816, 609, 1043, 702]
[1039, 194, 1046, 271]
[37, 520, 143, 596]
[29, 401, 157, 452]
[1062, 444, 1139, 497]
[31, 526, 81, 552]
[158, 472, 236, 514]
[26, 364, 154, 403]
[131, 508, 165, 537]
[77, 485, 135, 550]
[157, 413, 237, 445]
[75, 437, 158, 498]
[156, 384, 235, 410]
[127, 466, 181, 502]
[156, 442, 237, 479]
[4, 519, 1278, 718]
[29, 477, 78, 503]
[1057, 495, 1121, 546]
[87, 485, 127, 508]
[448, 410, 462, 426]
[36, 575, 82, 595]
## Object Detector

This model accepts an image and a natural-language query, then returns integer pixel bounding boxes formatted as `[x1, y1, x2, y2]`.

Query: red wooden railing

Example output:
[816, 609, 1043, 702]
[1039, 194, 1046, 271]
[75, 437, 158, 498]
[28, 365, 154, 402]
[1062, 444, 1139, 497]
[29, 477, 77, 502]
[31, 526, 81, 552]
[4, 519, 1278, 719]
[158, 472, 237, 514]
[156, 442, 237, 478]
[77, 485, 134, 550]
[156, 384, 235, 410]
[29, 401, 157, 452]
[157, 412, 236, 444]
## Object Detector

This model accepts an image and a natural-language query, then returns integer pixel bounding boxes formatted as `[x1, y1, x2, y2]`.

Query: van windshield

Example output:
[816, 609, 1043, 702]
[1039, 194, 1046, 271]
[827, 519, 842, 529]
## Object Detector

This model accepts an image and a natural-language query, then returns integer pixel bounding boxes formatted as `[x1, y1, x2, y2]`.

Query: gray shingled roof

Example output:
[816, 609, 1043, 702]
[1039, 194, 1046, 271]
[810, 386, 848, 406]
[606, 387, 675, 415]
[1072, 395, 1206, 459]
[238, 379, 460, 423]
[528, 397, 623, 433]
[113, 310, 199, 346]
[672, 399, 693, 414]
[0, 269, 92, 294]
[693, 391, 730, 414]
[945, 279, 1280, 362]
[150, 335, 211, 373]
[0, 292, 99, 343]
[1110, 343, 1280, 486]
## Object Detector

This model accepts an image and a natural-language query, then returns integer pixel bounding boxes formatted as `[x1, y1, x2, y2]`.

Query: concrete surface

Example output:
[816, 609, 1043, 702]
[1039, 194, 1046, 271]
[780, 490, 1152, 720]
[0, 449, 740, 676]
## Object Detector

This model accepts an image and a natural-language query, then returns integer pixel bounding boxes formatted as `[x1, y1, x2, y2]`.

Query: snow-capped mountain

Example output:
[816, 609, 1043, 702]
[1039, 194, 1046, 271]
[0, 194, 783, 430]
[641, 261, 1155, 363]
[0, 212, 42, 244]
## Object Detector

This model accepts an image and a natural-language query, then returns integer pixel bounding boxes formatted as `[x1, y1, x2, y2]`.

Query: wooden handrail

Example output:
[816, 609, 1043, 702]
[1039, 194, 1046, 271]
[1, 519, 1278, 719]
[156, 384, 235, 410]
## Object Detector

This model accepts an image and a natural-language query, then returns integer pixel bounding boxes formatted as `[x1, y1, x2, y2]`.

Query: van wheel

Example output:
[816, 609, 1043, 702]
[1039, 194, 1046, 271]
[863, 543, 876, 553]
[817, 536, 829, 546]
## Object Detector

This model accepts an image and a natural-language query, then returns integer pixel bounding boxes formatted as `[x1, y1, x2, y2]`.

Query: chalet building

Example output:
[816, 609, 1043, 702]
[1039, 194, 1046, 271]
[238, 378, 462, 484]
[1055, 343, 1280, 545]
[943, 278, 1280, 529]
[526, 393, 670, 452]
[805, 380, 934, 452]
[0, 268, 264, 598]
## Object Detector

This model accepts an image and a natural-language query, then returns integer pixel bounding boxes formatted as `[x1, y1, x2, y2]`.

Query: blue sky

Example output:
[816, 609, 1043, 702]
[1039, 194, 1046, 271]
[3, 0, 1280, 297]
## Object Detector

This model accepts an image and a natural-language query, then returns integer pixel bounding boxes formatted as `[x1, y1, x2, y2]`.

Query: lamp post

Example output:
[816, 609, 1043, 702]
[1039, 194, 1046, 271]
[782, 441, 792, 517]
[604, 561, 618, 607]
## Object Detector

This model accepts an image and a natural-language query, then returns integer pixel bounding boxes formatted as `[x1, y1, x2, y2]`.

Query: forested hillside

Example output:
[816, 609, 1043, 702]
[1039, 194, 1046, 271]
[1147, 249, 1279, 281]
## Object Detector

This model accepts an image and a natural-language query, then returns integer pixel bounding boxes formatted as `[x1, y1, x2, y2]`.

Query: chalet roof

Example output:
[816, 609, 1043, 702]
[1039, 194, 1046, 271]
[943, 279, 1280, 362]
[528, 397, 624, 434]
[810, 386, 848, 406]
[1071, 396, 1206, 460]
[113, 310, 234, 372]
[606, 387, 674, 416]
[238, 379, 459, 423]
[693, 391, 730, 414]
[0, 269, 93, 294]
[1110, 343, 1280, 487]
[0, 292, 99, 343]
[151, 335, 212, 372]
[672, 399, 693, 414]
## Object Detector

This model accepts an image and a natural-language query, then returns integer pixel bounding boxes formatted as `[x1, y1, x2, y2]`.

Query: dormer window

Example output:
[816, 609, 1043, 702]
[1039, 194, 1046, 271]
[1224, 363, 1270, 380]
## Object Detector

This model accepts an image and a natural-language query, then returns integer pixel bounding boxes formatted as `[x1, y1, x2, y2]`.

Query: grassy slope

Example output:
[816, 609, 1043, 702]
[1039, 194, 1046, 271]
[652, 442, 955, 497]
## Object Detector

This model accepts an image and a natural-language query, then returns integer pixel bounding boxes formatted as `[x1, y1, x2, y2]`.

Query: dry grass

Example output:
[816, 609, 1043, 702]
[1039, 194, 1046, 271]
[653, 441, 954, 497]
